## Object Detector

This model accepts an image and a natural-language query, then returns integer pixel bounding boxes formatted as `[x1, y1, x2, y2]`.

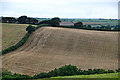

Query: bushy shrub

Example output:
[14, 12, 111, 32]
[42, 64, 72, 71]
[74, 22, 83, 28]
[116, 68, 120, 72]
[33, 73, 49, 79]
[26, 25, 35, 34]
[2, 70, 32, 80]
[107, 70, 115, 73]
[35, 64, 80, 78]
[36, 24, 51, 30]
[38, 17, 61, 27]
[56, 64, 80, 76]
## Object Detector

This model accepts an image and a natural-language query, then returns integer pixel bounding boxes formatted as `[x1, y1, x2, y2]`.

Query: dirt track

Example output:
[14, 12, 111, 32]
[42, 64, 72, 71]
[2, 27, 118, 75]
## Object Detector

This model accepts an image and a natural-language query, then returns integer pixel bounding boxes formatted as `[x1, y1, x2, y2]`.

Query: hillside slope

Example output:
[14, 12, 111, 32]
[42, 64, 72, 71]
[2, 27, 118, 75]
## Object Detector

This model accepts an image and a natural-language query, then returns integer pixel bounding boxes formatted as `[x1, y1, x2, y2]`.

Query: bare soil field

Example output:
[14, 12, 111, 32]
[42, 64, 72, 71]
[2, 27, 118, 76]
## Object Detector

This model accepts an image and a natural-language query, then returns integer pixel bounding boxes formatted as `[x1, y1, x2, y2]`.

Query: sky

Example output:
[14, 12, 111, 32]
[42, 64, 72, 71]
[0, 0, 119, 19]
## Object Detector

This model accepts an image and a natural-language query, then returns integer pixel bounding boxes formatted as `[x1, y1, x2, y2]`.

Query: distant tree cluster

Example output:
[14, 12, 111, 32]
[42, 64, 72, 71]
[38, 17, 61, 26]
[74, 22, 83, 28]
[2, 70, 32, 80]
[72, 22, 120, 31]
[2, 16, 38, 25]
[2, 17, 17, 23]
[17, 16, 38, 24]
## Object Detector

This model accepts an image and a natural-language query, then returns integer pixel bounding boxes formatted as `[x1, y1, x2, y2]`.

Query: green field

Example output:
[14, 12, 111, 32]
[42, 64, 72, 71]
[52, 73, 119, 78]
[34, 73, 119, 80]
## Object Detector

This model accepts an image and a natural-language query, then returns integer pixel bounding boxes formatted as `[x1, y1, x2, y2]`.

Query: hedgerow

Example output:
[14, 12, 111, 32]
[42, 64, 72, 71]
[2, 65, 120, 79]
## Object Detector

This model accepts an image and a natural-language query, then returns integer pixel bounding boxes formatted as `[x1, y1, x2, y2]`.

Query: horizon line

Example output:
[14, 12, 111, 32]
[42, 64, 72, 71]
[0, 16, 118, 19]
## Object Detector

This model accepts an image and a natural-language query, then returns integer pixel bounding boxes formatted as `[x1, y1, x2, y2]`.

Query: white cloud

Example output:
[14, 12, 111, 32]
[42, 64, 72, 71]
[1, 0, 118, 19]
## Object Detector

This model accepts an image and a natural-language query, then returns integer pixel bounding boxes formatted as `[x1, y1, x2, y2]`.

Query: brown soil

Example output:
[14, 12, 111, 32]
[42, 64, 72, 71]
[2, 27, 118, 76]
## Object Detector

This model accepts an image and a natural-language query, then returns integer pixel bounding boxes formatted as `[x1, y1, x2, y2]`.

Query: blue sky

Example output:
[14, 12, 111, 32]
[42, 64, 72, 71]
[0, 0, 119, 19]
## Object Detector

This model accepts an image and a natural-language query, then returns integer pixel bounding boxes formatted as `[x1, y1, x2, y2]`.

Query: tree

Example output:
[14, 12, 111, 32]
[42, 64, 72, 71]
[74, 22, 83, 28]
[50, 17, 61, 26]
[104, 26, 111, 30]
[38, 20, 51, 25]
[38, 17, 61, 27]
[33, 73, 48, 79]
[47, 64, 80, 77]
[17, 16, 27, 24]
[26, 17, 38, 25]
[2, 17, 16, 23]
[26, 25, 35, 34]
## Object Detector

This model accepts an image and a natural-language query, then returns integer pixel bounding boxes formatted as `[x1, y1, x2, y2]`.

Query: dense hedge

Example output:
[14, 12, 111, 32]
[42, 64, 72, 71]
[1, 24, 51, 55]
[33, 64, 120, 79]
[2, 70, 32, 80]
[2, 65, 120, 79]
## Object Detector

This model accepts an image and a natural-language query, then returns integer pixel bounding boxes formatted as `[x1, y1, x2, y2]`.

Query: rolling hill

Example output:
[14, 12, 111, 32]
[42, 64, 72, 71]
[2, 27, 118, 76]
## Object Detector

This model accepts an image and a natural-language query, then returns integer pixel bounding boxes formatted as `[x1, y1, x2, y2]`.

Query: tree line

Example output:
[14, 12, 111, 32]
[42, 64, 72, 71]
[1, 16, 119, 31]
[2, 64, 120, 79]
[1, 16, 61, 26]
[2, 16, 38, 25]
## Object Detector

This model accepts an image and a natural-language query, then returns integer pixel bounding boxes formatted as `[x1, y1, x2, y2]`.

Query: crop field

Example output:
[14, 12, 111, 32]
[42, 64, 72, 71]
[2, 23, 28, 50]
[2, 27, 118, 76]
[2, 23, 38, 50]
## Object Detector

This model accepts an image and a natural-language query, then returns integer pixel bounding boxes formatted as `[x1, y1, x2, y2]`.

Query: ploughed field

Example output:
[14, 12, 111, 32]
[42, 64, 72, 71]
[2, 27, 118, 76]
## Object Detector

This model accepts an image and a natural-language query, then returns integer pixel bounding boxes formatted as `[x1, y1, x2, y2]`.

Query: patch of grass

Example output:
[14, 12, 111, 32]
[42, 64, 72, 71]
[33, 73, 120, 80]
[52, 73, 119, 78]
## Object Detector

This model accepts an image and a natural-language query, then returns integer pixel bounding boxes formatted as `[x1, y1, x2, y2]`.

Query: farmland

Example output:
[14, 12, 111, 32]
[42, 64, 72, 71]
[2, 23, 37, 50]
[2, 26, 118, 76]
[60, 18, 118, 26]
[37, 18, 118, 27]
[2, 23, 28, 50]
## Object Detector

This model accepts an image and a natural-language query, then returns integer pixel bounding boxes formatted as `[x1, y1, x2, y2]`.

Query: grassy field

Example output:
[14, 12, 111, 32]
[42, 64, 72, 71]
[2, 23, 28, 50]
[33, 73, 119, 80]
[2, 23, 37, 50]
[52, 73, 119, 78]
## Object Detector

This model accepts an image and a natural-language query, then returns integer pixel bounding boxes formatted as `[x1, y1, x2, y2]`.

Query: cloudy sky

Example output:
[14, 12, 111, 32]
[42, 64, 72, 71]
[0, 0, 119, 19]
